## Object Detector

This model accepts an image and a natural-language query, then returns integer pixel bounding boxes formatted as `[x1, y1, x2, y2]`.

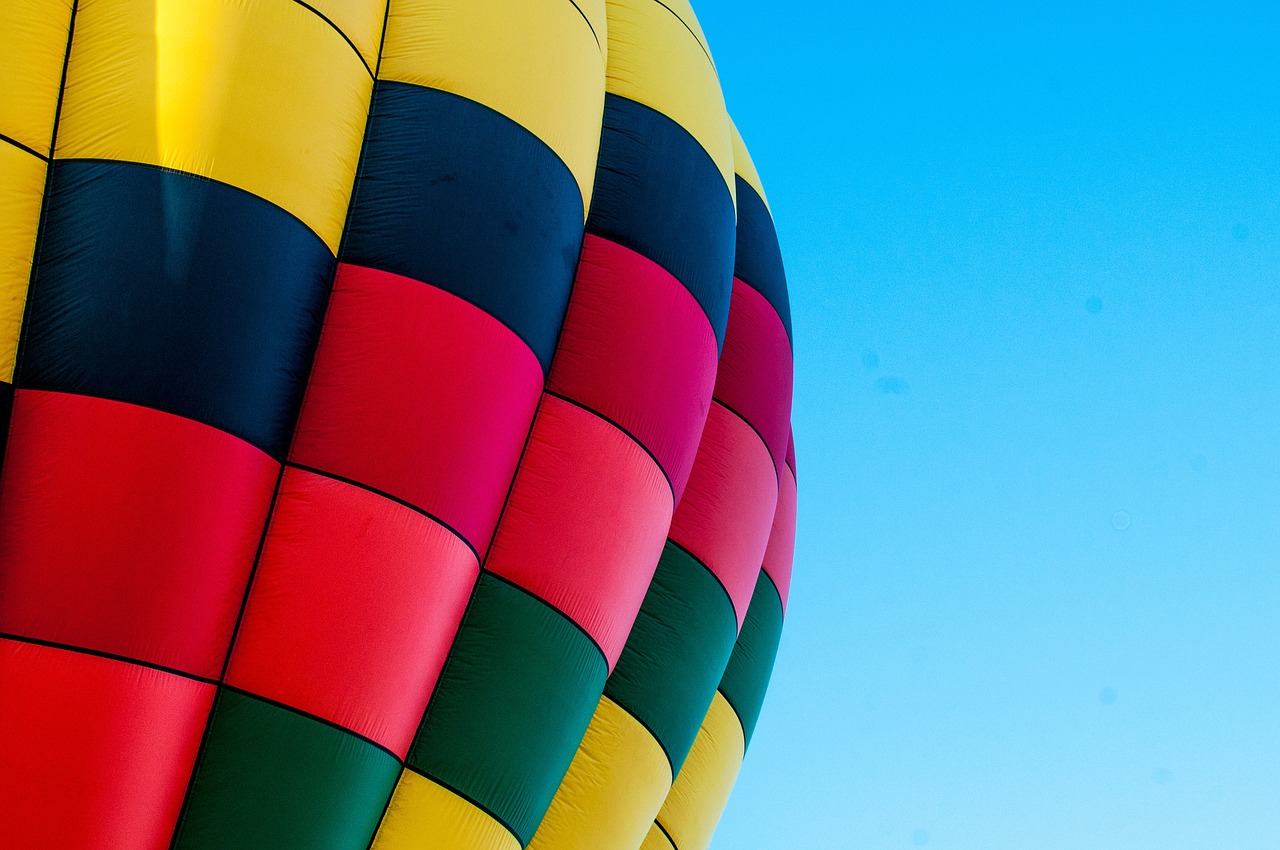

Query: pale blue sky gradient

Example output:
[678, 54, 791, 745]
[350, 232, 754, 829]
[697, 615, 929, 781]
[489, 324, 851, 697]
[697, 2, 1280, 847]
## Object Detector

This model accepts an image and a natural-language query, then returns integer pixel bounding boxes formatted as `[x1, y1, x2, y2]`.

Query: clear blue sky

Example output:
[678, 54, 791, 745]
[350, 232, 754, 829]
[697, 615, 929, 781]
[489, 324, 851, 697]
[697, 2, 1280, 847]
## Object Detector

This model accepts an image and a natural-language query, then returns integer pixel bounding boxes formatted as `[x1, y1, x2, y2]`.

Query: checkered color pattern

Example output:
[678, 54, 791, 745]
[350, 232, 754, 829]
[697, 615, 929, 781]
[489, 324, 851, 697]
[0, 2, 797, 849]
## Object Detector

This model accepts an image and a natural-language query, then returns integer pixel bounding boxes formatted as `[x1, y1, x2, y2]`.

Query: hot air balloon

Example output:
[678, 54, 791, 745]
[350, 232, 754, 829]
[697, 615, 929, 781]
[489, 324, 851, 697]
[0, 1, 796, 848]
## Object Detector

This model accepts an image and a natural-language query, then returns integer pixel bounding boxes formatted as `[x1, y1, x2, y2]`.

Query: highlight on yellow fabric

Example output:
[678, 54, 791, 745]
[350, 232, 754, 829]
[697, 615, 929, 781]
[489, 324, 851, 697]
[0, 145, 46, 383]
[0, 0, 74, 155]
[528, 695, 673, 850]
[379, 0, 606, 210]
[731, 121, 770, 213]
[54, 0, 379, 252]
[640, 824, 678, 850]
[304, 0, 388, 69]
[651, 692, 745, 850]
[371, 769, 521, 850]
[571, 0, 609, 58]
[605, 0, 735, 199]
[637, 0, 713, 64]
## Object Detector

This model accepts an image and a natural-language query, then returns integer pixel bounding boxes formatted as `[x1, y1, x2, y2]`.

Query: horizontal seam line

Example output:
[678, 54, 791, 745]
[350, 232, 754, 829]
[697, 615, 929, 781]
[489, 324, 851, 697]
[220, 683, 402, 764]
[731, 273, 793, 345]
[655, 816, 680, 849]
[665, 538, 740, 627]
[715, 686, 750, 742]
[284, 461, 482, 565]
[565, 0, 602, 51]
[0, 133, 49, 161]
[760, 567, 785, 612]
[371, 80, 587, 214]
[288, 0, 374, 78]
[0, 632, 219, 684]
[600, 92, 735, 203]
[542, 389, 676, 503]
[45, 156, 336, 256]
[711, 397, 783, 487]
[8, 385, 282, 462]
[650, 0, 717, 74]
[400, 764, 524, 844]
[479, 569, 612, 672]
[600, 692, 677, 778]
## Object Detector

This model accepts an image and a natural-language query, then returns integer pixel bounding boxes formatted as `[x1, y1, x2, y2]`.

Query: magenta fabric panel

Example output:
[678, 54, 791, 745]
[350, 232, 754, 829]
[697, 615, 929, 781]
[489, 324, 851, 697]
[224, 468, 479, 758]
[0, 390, 278, 680]
[667, 402, 779, 629]
[712, 278, 795, 476]
[762, 460, 798, 611]
[289, 262, 544, 555]
[483, 395, 674, 667]
[547, 234, 720, 500]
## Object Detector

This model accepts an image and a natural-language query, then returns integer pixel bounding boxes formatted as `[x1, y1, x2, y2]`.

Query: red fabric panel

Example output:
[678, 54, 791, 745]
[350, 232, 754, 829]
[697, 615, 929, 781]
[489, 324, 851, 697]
[0, 390, 278, 679]
[225, 468, 478, 758]
[786, 430, 797, 480]
[548, 235, 719, 499]
[668, 402, 778, 629]
[0, 638, 213, 850]
[712, 279, 794, 476]
[484, 395, 672, 667]
[290, 263, 543, 554]
[763, 464, 798, 612]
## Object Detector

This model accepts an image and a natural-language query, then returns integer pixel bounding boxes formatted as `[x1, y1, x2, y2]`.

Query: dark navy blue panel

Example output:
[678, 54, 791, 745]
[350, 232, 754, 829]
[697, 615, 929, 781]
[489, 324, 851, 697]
[341, 82, 584, 373]
[588, 94, 736, 349]
[717, 570, 784, 748]
[605, 542, 738, 774]
[18, 160, 334, 458]
[734, 176, 792, 344]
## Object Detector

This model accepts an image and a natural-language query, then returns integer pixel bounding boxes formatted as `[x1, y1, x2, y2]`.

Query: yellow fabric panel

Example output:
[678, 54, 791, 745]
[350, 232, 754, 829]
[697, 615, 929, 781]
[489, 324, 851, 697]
[379, 0, 605, 209]
[528, 695, 673, 850]
[0, 145, 47, 382]
[572, 0, 609, 59]
[652, 692, 745, 850]
[731, 120, 770, 213]
[641, 825, 677, 850]
[0, 0, 74, 154]
[605, 0, 734, 198]
[642, 0, 712, 63]
[55, 0, 378, 252]
[371, 769, 520, 850]
[304, 0, 388, 69]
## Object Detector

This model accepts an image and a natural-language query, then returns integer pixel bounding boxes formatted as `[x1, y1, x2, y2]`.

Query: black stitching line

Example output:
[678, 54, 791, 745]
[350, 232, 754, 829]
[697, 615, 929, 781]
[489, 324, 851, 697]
[665, 538, 741, 631]
[710, 397, 783, 487]
[400, 765, 525, 846]
[0, 133, 48, 162]
[289, 0, 375, 78]
[651, 0, 717, 74]
[285, 461, 482, 566]
[654, 816, 680, 849]
[566, 0, 602, 51]
[542, 388, 676, 504]
[171, 1, 393, 842]
[0, 632, 219, 685]
[5, 0, 78, 458]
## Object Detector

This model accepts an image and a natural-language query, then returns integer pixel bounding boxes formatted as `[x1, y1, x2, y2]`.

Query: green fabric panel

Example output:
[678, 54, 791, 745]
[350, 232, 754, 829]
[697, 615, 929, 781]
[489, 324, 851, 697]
[717, 571, 785, 747]
[172, 690, 401, 850]
[604, 541, 738, 775]
[407, 573, 608, 844]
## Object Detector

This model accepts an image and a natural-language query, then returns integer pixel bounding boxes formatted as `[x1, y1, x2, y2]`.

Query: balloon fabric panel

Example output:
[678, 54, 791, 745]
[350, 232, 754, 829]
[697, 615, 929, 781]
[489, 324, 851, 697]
[0, 0, 797, 848]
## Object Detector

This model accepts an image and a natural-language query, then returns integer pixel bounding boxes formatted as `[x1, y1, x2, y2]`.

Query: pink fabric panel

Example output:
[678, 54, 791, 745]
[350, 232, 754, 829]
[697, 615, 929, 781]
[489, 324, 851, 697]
[668, 402, 779, 629]
[712, 279, 794, 477]
[483, 395, 673, 667]
[548, 235, 719, 501]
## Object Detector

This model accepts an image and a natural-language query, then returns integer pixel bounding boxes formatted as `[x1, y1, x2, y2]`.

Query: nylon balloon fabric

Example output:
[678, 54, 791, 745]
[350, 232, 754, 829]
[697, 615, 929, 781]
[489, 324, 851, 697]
[0, 1, 796, 849]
